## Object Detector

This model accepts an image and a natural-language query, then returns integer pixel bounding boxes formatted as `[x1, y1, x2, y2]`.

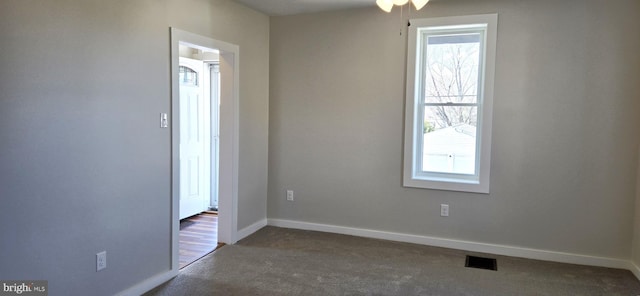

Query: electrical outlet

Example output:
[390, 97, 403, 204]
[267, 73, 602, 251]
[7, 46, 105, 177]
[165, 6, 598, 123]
[96, 251, 107, 271]
[440, 204, 449, 217]
[286, 190, 294, 201]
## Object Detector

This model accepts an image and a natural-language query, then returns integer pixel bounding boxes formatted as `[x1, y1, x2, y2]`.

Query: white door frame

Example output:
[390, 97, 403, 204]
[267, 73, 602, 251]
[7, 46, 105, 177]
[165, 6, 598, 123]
[204, 63, 221, 210]
[170, 28, 239, 272]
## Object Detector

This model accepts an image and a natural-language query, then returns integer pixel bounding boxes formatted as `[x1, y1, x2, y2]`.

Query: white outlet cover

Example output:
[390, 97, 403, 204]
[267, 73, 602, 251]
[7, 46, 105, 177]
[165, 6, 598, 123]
[440, 204, 449, 217]
[96, 251, 107, 271]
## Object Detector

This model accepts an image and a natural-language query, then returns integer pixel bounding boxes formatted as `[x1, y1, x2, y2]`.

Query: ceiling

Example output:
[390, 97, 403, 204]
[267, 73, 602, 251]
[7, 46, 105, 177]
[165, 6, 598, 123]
[233, 0, 375, 16]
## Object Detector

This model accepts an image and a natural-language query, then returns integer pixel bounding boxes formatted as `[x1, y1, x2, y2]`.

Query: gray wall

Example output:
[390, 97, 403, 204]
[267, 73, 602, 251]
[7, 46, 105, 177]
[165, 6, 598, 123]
[269, 0, 640, 259]
[0, 0, 268, 295]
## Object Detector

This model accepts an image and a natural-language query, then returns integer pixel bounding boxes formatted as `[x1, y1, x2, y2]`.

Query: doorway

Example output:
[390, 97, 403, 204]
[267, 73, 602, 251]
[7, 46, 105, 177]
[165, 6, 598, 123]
[170, 28, 239, 272]
[177, 48, 221, 268]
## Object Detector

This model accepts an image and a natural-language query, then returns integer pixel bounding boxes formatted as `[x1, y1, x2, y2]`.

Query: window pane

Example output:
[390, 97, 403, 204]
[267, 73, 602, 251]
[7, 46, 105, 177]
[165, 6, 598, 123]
[422, 106, 477, 175]
[424, 33, 480, 104]
[179, 66, 198, 86]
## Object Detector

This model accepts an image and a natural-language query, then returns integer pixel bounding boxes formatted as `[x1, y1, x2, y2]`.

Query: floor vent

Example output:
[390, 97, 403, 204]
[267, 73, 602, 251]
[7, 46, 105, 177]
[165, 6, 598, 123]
[465, 255, 497, 271]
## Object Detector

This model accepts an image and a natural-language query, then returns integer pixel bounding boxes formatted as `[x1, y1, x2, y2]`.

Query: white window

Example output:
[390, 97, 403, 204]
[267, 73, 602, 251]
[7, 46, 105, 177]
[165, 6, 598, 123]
[403, 14, 498, 193]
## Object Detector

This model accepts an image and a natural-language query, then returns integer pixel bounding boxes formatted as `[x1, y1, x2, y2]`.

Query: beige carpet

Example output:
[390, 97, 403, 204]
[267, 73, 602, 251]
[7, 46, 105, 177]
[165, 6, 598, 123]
[147, 226, 640, 295]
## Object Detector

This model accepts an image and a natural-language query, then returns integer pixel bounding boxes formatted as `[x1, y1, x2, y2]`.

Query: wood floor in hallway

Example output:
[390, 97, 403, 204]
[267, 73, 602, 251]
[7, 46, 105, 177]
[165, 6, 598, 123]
[179, 212, 222, 269]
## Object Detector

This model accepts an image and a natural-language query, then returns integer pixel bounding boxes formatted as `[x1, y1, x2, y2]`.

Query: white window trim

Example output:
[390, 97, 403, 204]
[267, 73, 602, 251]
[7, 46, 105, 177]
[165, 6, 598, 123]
[403, 14, 498, 194]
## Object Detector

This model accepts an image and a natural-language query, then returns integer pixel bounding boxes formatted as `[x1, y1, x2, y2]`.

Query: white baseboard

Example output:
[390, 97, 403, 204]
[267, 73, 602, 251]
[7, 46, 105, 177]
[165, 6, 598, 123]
[116, 269, 178, 296]
[629, 261, 640, 281]
[267, 218, 633, 272]
[237, 218, 267, 241]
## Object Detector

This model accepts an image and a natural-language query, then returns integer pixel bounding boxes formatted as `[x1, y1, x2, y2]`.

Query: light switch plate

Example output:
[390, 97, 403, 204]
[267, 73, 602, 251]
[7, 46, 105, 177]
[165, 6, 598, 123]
[160, 113, 168, 128]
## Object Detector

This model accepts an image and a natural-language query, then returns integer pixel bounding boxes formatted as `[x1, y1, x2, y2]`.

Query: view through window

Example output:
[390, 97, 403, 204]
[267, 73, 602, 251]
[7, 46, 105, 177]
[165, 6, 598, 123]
[422, 32, 481, 175]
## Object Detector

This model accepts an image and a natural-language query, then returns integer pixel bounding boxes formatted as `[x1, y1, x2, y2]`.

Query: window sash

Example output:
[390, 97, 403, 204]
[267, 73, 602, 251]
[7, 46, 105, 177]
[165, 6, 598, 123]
[419, 105, 479, 176]
[415, 26, 487, 181]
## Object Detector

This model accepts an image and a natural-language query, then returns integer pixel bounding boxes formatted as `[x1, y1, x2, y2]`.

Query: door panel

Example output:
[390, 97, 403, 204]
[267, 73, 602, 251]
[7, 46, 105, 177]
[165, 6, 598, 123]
[179, 57, 209, 220]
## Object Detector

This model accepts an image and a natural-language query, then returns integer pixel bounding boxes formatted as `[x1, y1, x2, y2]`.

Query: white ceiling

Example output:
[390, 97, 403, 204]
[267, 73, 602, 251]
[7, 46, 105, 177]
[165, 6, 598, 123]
[233, 0, 375, 16]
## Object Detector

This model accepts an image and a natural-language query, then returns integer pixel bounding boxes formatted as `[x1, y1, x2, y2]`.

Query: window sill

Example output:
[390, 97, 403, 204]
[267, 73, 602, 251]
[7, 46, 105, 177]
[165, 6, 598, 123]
[403, 175, 490, 194]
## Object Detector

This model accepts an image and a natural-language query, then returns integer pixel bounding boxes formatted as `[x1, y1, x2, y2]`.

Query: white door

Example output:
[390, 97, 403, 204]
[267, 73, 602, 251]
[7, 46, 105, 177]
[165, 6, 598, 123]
[179, 57, 210, 219]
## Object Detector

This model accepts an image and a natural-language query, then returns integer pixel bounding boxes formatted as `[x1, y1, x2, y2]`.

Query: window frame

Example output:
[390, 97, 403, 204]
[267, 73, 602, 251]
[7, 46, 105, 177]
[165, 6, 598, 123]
[403, 14, 498, 194]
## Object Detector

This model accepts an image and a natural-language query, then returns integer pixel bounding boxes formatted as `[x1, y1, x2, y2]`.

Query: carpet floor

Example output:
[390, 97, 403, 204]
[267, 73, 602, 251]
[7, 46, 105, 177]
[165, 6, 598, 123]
[146, 226, 640, 295]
